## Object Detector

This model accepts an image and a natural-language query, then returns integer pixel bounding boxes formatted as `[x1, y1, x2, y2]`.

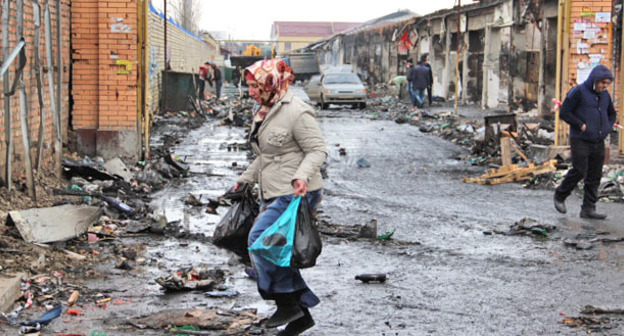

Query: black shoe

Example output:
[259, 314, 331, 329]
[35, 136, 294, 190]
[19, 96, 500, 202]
[266, 303, 304, 328]
[554, 194, 566, 214]
[580, 208, 607, 220]
[277, 307, 315, 336]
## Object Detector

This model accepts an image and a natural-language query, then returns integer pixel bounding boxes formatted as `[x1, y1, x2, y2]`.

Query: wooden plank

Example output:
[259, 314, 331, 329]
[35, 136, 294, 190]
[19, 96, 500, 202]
[510, 140, 531, 163]
[500, 137, 512, 166]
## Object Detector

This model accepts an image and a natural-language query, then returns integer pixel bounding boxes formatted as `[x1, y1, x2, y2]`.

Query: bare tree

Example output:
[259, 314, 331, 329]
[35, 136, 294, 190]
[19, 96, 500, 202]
[169, 0, 202, 34]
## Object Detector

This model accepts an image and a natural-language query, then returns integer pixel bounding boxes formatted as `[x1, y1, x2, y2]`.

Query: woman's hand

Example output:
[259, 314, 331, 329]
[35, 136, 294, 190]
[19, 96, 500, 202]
[293, 180, 307, 197]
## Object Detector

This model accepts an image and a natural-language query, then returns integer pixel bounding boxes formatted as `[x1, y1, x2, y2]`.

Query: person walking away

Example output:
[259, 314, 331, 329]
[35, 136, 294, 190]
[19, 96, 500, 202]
[420, 54, 433, 106]
[553, 64, 617, 219]
[235, 59, 327, 336]
[232, 65, 242, 88]
[211, 63, 223, 100]
[198, 62, 211, 100]
[410, 61, 431, 108]
[406, 59, 415, 106]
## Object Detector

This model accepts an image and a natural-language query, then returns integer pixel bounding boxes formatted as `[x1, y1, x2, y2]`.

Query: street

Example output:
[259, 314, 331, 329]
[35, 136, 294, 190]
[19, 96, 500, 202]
[30, 88, 623, 336]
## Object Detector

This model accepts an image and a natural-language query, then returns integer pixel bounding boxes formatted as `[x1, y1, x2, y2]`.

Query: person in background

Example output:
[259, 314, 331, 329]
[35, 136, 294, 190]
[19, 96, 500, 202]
[406, 59, 415, 106]
[420, 54, 433, 106]
[198, 62, 211, 100]
[235, 59, 327, 336]
[409, 59, 431, 108]
[554, 65, 617, 219]
[211, 63, 223, 100]
[232, 65, 242, 88]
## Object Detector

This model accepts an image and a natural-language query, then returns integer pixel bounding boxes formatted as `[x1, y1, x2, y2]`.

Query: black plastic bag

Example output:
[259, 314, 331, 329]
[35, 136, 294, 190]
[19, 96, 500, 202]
[291, 196, 322, 268]
[212, 185, 259, 258]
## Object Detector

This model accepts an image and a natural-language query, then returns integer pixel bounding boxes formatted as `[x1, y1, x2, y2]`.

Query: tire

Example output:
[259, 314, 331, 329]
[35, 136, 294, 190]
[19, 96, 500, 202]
[321, 95, 329, 110]
[358, 102, 366, 109]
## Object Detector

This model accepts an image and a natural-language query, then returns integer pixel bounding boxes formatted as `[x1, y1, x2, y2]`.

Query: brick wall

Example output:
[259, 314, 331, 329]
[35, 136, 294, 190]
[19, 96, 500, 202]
[0, 0, 70, 183]
[147, 5, 218, 113]
[72, 0, 139, 160]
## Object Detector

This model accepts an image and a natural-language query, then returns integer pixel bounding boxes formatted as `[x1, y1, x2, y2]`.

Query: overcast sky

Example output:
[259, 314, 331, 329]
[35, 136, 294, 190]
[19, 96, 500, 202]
[154, 0, 471, 40]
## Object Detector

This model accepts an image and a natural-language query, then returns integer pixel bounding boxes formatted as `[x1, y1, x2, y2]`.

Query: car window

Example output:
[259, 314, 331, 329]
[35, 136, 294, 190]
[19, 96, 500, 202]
[323, 74, 361, 85]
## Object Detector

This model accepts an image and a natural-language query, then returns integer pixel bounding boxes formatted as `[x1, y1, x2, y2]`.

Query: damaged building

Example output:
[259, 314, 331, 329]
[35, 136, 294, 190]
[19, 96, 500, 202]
[306, 0, 583, 116]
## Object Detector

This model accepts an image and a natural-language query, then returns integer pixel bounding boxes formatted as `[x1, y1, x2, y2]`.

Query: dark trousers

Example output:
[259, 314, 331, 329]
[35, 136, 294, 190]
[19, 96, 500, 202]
[215, 80, 223, 99]
[198, 80, 205, 100]
[427, 86, 432, 106]
[555, 138, 605, 209]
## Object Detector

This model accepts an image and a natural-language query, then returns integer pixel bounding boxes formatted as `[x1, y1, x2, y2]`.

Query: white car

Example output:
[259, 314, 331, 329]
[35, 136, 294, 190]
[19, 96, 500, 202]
[305, 73, 367, 109]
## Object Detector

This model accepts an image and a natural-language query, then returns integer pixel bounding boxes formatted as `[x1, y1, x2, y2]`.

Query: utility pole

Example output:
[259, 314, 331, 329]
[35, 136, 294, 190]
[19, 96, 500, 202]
[454, 0, 461, 116]
[163, 0, 168, 112]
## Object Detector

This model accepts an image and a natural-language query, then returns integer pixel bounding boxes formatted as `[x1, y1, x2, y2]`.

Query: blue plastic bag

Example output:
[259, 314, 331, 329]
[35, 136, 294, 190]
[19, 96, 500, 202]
[248, 197, 301, 267]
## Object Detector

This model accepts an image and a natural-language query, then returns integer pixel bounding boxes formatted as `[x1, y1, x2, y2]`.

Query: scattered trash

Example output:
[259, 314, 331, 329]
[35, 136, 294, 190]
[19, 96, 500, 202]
[204, 290, 240, 298]
[377, 229, 395, 241]
[357, 158, 371, 168]
[128, 308, 259, 331]
[155, 267, 225, 291]
[7, 205, 103, 243]
[506, 217, 556, 237]
[355, 274, 387, 283]
[358, 219, 377, 239]
[22, 305, 62, 326]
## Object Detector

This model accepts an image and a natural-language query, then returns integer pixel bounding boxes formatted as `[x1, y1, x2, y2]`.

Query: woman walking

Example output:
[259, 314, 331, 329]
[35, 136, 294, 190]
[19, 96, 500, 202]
[235, 59, 327, 336]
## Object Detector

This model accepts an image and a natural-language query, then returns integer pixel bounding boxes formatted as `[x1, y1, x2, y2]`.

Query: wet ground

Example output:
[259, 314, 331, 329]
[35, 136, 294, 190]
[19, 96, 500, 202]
[18, 88, 624, 335]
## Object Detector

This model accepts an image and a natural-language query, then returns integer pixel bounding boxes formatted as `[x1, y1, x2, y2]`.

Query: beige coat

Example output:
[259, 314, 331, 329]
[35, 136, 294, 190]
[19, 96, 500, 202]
[237, 89, 327, 200]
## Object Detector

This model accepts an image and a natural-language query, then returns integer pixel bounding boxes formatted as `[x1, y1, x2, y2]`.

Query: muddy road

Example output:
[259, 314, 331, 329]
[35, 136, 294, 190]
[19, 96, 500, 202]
[22, 89, 624, 336]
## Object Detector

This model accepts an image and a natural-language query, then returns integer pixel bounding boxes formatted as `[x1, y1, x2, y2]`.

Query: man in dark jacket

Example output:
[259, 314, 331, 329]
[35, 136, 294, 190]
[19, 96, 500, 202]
[410, 61, 431, 108]
[554, 65, 617, 219]
[406, 59, 415, 105]
[420, 54, 433, 106]
[211, 64, 223, 100]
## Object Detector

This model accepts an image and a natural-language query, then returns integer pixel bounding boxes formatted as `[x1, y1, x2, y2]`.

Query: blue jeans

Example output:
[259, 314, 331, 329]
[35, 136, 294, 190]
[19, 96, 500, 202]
[413, 88, 425, 107]
[248, 190, 322, 307]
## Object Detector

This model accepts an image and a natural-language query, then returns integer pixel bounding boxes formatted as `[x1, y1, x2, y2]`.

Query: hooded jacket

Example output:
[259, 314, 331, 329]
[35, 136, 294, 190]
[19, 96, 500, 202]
[559, 65, 617, 143]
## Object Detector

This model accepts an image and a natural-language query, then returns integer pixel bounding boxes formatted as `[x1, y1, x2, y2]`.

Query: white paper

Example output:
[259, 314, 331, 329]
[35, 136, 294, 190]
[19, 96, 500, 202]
[577, 68, 592, 83]
[573, 22, 586, 31]
[583, 31, 596, 39]
[595, 12, 611, 23]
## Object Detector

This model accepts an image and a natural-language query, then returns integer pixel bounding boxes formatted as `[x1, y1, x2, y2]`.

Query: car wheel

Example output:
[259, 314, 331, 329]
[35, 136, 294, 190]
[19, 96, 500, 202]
[359, 102, 366, 109]
[321, 95, 329, 109]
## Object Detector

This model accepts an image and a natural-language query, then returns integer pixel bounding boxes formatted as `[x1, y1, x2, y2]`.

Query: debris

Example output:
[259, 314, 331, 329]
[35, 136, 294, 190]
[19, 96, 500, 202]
[357, 158, 371, 168]
[581, 305, 624, 314]
[506, 217, 556, 237]
[68, 290, 79, 306]
[7, 205, 103, 243]
[22, 304, 62, 326]
[358, 219, 377, 239]
[102, 158, 132, 182]
[377, 229, 395, 241]
[155, 267, 225, 291]
[355, 274, 387, 283]
[560, 316, 614, 332]
[462, 160, 557, 185]
[204, 290, 240, 298]
[65, 309, 83, 316]
[128, 308, 259, 331]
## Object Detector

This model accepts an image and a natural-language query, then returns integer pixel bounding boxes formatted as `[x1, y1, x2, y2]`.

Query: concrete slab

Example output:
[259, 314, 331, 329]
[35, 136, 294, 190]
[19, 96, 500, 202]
[8, 205, 103, 243]
[0, 273, 25, 313]
[103, 158, 132, 182]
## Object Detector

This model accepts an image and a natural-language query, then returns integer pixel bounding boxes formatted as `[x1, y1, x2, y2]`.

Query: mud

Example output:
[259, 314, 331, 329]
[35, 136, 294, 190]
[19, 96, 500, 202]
[3, 87, 624, 335]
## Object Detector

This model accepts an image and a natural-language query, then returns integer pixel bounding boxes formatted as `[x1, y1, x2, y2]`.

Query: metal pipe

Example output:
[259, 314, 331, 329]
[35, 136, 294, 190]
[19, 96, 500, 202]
[55, 0, 62, 175]
[33, 0, 46, 174]
[554, 0, 564, 146]
[44, 2, 60, 176]
[16, 0, 35, 199]
[0, 40, 26, 77]
[163, 0, 168, 112]
[454, 0, 461, 116]
[2, 0, 11, 189]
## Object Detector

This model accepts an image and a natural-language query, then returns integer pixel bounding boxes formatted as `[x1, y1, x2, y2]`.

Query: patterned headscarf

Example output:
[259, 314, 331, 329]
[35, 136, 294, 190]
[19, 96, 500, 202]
[244, 59, 295, 121]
